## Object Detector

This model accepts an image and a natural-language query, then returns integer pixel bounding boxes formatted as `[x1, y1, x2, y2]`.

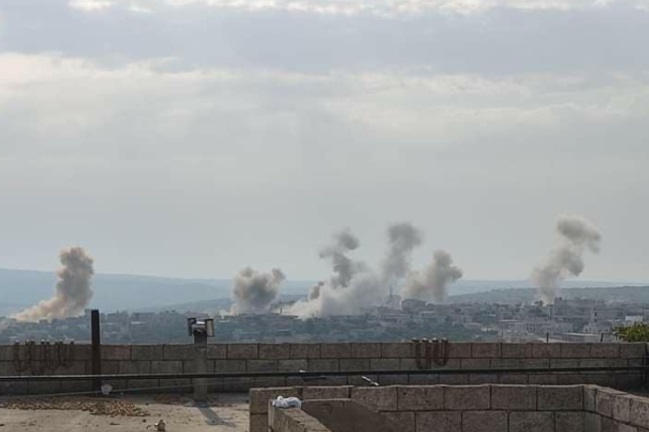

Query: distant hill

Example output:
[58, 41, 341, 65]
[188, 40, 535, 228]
[448, 285, 649, 304]
[1, 267, 646, 314]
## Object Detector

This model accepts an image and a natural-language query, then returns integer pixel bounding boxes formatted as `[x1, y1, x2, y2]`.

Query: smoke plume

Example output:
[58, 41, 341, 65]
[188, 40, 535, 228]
[309, 281, 324, 300]
[532, 215, 602, 304]
[401, 250, 463, 303]
[319, 229, 361, 288]
[231, 267, 286, 314]
[381, 222, 423, 284]
[15, 247, 95, 322]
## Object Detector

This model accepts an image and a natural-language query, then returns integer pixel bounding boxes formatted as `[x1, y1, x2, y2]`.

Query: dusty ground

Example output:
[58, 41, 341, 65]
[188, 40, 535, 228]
[0, 394, 249, 432]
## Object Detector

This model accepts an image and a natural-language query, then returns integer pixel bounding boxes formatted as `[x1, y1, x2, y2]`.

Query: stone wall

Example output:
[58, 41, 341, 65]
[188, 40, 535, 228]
[254, 384, 649, 432]
[0, 342, 645, 395]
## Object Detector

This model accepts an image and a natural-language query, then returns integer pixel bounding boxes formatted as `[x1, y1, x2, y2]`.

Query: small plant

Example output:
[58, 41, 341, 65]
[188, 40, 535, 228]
[615, 322, 649, 342]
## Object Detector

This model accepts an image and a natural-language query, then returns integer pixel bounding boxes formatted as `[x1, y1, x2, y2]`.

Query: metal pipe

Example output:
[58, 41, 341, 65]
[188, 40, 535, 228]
[1, 365, 647, 382]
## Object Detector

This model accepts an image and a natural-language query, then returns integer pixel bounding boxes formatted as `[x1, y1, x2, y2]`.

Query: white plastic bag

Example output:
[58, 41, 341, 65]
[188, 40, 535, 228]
[272, 396, 302, 409]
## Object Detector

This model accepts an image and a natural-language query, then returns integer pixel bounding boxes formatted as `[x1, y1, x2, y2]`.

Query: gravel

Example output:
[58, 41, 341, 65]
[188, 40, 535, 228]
[0, 396, 150, 417]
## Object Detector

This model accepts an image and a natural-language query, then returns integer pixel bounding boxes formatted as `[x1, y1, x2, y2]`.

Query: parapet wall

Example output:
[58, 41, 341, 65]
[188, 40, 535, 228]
[0, 342, 645, 395]
[257, 384, 649, 432]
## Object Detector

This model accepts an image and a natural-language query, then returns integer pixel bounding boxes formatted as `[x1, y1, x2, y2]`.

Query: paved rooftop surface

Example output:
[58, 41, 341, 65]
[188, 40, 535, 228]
[0, 394, 249, 432]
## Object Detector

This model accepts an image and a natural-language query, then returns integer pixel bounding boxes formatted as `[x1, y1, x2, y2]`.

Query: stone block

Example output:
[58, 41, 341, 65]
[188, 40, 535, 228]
[472, 343, 500, 358]
[250, 387, 301, 414]
[119, 361, 151, 375]
[249, 413, 268, 432]
[498, 374, 529, 384]
[618, 425, 638, 432]
[469, 374, 499, 384]
[308, 359, 339, 372]
[462, 411, 507, 432]
[370, 359, 400, 371]
[158, 378, 191, 393]
[614, 394, 632, 422]
[131, 345, 163, 361]
[397, 385, 443, 411]
[490, 359, 522, 369]
[207, 344, 227, 359]
[151, 360, 182, 374]
[183, 360, 214, 373]
[551, 359, 580, 369]
[163, 344, 195, 360]
[620, 344, 646, 359]
[381, 343, 413, 358]
[556, 374, 584, 385]
[580, 359, 607, 368]
[616, 374, 644, 390]
[408, 374, 441, 385]
[532, 343, 561, 358]
[351, 386, 398, 412]
[509, 411, 554, 432]
[214, 359, 247, 373]
[521, 359, 551, 368]
[502, 343, 532, 359]
[302, 386, 351, 400]
[447, 343, 473, 359]
[290, 344, 321, 359]
[416, 411, 461, 432]
[528, 374, 558, 385]
[585, 412, 602, 432]
[601, 416, 616, 432]
[445, 385, 490, 410]
[556, 412, 584, 432]
[340, 359, 369, 372]
[596, 388, 618, 417]
[55, 360, 88, 375]
[227, 344, 258, 359]
[101, 345, 131, 360]
[538, 385, 583, 411]
[320, 344, 351, 359]
[631, 396, 649, 429]
[101, 360, 120, 375]
[584, 385, 598, 412]
[591, 344, 620, 358]
[222, 377, 255, 392]
[278, 359, 308, 372]
[248, 360, 278, 373]
[380, 374, 409, 386]
[491, 385, 536, 410]
[585, 374, 615, 387]
[351, 343, 381, 359]
[400, 359, 419, 371]
[461, 359, 490, 369]
[71, 344, 92, 361]
[259, 344, 290, 360]
[384, 412, 414, 432]
[561, 344, 591, 358]
[439, 374, 469, 385]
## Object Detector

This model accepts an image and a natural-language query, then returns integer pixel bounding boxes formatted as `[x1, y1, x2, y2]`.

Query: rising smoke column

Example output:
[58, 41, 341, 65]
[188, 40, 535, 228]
[532, 215, 602, 304]
[231, 267, 286, 314]
[15, 247, 95, 322]
[402, 250, 463, 302]
[381, 222, 423, 285]
[318, 229, 361, 288]
[309, 281, 324, 300]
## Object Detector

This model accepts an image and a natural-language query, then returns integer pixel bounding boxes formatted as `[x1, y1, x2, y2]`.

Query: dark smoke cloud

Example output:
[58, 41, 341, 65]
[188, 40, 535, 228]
[231, 267, 286, 314]
[532, 215, 602, 304]
[401, 250, 463, 302]
[318, 229, 361, 288]
[381, 222, 423, 283]
[15, 247, 95, 322]
[309, 281, 324, 300]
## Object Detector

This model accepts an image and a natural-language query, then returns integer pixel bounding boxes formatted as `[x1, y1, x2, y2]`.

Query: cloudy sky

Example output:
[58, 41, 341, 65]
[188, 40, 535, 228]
[0, 0, 648, 282]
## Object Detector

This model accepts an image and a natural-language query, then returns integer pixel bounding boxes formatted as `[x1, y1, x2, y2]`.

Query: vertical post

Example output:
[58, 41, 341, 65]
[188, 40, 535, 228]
[193, 332, 208, 403]
[91, 309, 102, 393]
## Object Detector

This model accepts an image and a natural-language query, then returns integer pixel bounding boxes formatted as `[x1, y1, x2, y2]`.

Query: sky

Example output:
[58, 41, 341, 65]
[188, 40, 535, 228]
[0, 0, 648, 282]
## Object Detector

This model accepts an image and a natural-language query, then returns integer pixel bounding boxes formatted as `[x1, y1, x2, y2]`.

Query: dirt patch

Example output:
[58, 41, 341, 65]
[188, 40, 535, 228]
[0, 396, 149, 417]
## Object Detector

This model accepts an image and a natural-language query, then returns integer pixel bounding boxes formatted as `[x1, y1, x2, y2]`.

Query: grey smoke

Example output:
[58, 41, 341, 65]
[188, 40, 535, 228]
[231, 267, 286, 314]
[532, 215, 602, 304]
[382, 222, 423, 284]
[402, 250, 463, 302]
[309, 281, 324, 300]
[319, 229, 361, 288]
[14, 247, 95, 322]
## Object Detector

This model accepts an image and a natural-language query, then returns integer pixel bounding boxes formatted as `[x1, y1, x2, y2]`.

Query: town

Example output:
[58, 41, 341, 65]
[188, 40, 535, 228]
[2, 295, 646, 345]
